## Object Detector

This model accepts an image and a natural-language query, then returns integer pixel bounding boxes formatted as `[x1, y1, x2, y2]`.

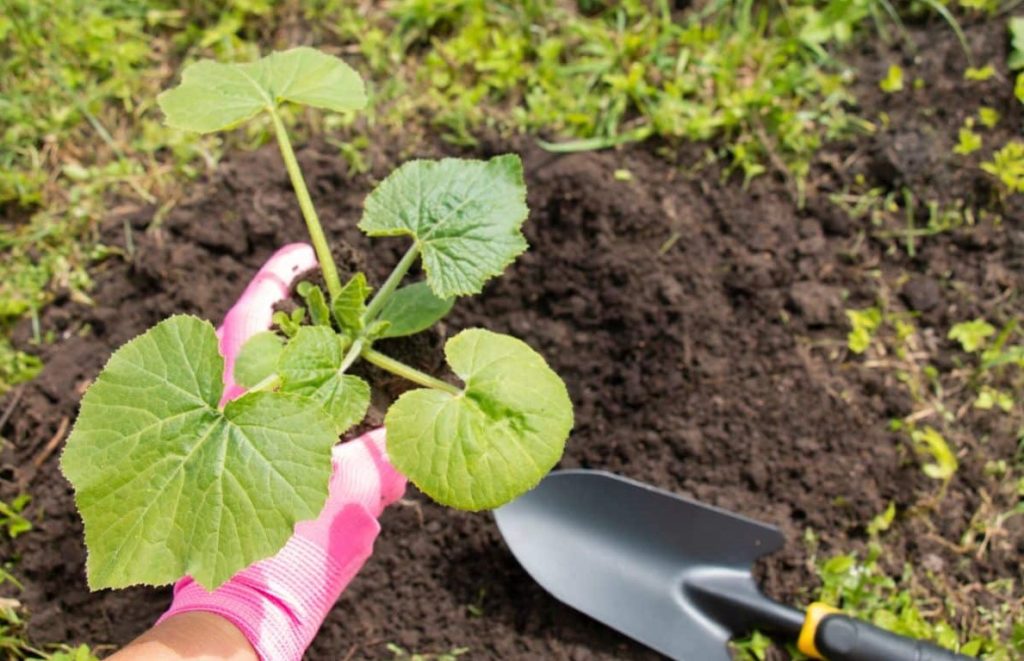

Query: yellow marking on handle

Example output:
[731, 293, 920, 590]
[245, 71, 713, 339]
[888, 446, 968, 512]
[797, 602, 842, 660]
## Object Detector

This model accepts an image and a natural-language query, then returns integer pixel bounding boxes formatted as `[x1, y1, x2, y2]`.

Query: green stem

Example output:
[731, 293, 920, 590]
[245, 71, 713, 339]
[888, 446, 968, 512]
[269, 110, 342, 300]
[362, 244, 421, 324]
[246, 373, 282, 394]
[337, 338, 365, 375]
[362, 347, 460, 395]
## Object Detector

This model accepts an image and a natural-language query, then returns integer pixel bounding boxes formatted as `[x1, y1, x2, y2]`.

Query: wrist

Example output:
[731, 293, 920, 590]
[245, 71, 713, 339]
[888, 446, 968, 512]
[111, 611, 257, 661]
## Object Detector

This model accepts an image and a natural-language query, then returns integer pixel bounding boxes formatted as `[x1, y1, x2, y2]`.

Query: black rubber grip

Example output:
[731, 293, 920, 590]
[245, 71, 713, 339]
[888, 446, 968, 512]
[815, 614, 974, 661]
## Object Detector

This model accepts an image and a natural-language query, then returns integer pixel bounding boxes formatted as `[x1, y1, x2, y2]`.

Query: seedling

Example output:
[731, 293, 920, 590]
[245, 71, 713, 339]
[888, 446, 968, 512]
[59, 48, 573, 591]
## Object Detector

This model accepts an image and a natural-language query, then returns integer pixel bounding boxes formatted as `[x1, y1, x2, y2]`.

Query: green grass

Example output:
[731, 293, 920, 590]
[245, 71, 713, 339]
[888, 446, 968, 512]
[0, 0, 982, 393]
[0, 0, 938, 392]
[833, 289, 1024, 656]
[808, 541, 1023, 659]
[0, 497, 99, 659]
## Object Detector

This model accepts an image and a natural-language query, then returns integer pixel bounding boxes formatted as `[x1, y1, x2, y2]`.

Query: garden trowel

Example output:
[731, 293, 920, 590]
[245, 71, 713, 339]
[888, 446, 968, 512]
[494, 470, 972, 661]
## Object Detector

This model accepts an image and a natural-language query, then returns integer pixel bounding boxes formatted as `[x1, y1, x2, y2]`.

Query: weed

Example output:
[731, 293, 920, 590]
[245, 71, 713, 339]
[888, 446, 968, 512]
[0, 495, 32, 539]
[731, 630, 773, 660]
[846, 307, 883, 354]
[1009, 17, 1024, 71]
[804, 530, 1023, 658]
[910, 426, 958, 481]
[952, 120, 982, 155]
[831, 182, 985, 257]
[964, 64, 996, 81]
[978, 106, 1000, 128]
[983, 141, 1024, 194]
[0, 566, 99, 659]
[880, 64, 905, 92]
[949, 319, 997, 353]
[386, 643, 469, 661]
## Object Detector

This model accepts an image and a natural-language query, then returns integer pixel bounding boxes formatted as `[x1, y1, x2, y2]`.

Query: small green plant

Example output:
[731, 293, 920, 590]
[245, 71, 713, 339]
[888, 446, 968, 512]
[879, 64, 905, 93]
[60, 48, 574, 591]
[731, 630, 773, 660]
[982, 141, 1024, 194]
[1009, 17, 1024, 71]
[809, 545, 1017, 657]
[949, 319, 996, 353]
[1011, 17, 1024, 104]
[978, 107, 1000, 129]
[911, 426, 958, 481]
[0, 495, 32, 539]
[846, 307, 883, 354]
[952, 120, 982, 156]
[386, 643, 470, 661]
[975, 385, 1014, 412]
[963, 64, 995, 81]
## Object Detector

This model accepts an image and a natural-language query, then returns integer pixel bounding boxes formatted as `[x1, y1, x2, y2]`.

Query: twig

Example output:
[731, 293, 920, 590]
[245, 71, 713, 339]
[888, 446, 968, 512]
[0, 387, 24, 434]
[904, 407, 936, 424]
[17, 416, 69, 490]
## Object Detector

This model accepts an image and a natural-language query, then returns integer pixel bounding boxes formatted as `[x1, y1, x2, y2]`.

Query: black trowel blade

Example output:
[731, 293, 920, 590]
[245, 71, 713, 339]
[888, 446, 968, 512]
[494, 470, 785, 661]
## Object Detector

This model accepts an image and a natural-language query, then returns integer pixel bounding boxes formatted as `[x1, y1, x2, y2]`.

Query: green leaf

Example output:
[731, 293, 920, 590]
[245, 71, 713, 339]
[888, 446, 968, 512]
[278, 326, 370, 434]
[1009, 17, 1024, 70]
[60, 315, 337, 590]
[359, 155, 529, 299]
[158, 47, 366, 134]
[332, 273, 371, 332]
[911, 426, 958, 481]
[234, 331, 284, 388]
[963, 65, 995, 82]
[948, 318, 995, 352]
[272, 307, 305, 337]
[377, 282, 454, 338]
[982, 345, 1024, 369]
[879, 64, 903, 93]
[385, 328, 573, 510]
[953, 126, 982, 156]
[846, 307, 882, 354]
[297, 281, 331, 326]
[978, 107, 1000, 128]
[866, 501, 896, 537]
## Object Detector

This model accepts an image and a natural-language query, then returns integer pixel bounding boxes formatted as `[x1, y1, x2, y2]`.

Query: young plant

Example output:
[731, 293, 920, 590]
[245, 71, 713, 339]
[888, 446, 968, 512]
[59, 48, 573, 591]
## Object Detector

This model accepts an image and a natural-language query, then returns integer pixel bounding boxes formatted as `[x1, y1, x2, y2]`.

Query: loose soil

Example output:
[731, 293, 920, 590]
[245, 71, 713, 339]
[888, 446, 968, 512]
[2, 16, 1022, 661]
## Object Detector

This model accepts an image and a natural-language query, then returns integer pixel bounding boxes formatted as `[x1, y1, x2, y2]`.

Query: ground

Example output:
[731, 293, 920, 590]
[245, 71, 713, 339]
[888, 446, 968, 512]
[1, 3, 1023, 660]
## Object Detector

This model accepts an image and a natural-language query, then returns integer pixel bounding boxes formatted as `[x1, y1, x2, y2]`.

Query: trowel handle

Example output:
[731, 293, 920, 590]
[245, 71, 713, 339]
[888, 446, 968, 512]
[798, 604, 974, 661]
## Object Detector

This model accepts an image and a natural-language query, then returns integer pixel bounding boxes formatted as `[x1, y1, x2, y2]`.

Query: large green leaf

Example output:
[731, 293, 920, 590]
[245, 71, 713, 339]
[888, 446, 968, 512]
[359, 155, 529, 299]
[158, 47, 366, 133]
[385, 328, 573, 510]
[233, 331, 284, 388]
[377, 281, 454, 338]
[278, 326, 370, 434]
[60, 315, 337, 590]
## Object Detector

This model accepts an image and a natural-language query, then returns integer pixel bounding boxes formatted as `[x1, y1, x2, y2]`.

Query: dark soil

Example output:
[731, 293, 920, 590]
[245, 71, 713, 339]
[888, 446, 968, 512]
[2, 15, 1022, 661]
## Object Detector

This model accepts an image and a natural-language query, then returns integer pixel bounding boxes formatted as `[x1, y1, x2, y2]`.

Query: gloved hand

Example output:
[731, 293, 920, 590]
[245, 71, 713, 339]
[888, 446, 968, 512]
[157, 243, 407, 661]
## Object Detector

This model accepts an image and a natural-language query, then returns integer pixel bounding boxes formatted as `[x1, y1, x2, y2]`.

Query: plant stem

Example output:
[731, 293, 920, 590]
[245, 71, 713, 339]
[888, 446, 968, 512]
[269, 109, 342, 300]
[362, 347, 460, 395]
[246, 373, 282, 394]
[337, 338, 364, 375]
[362, 244, 421, 324]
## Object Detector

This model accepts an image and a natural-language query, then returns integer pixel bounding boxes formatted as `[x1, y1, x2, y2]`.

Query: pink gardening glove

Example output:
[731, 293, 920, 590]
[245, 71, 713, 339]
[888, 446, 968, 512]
[158, 244, 407, 660]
